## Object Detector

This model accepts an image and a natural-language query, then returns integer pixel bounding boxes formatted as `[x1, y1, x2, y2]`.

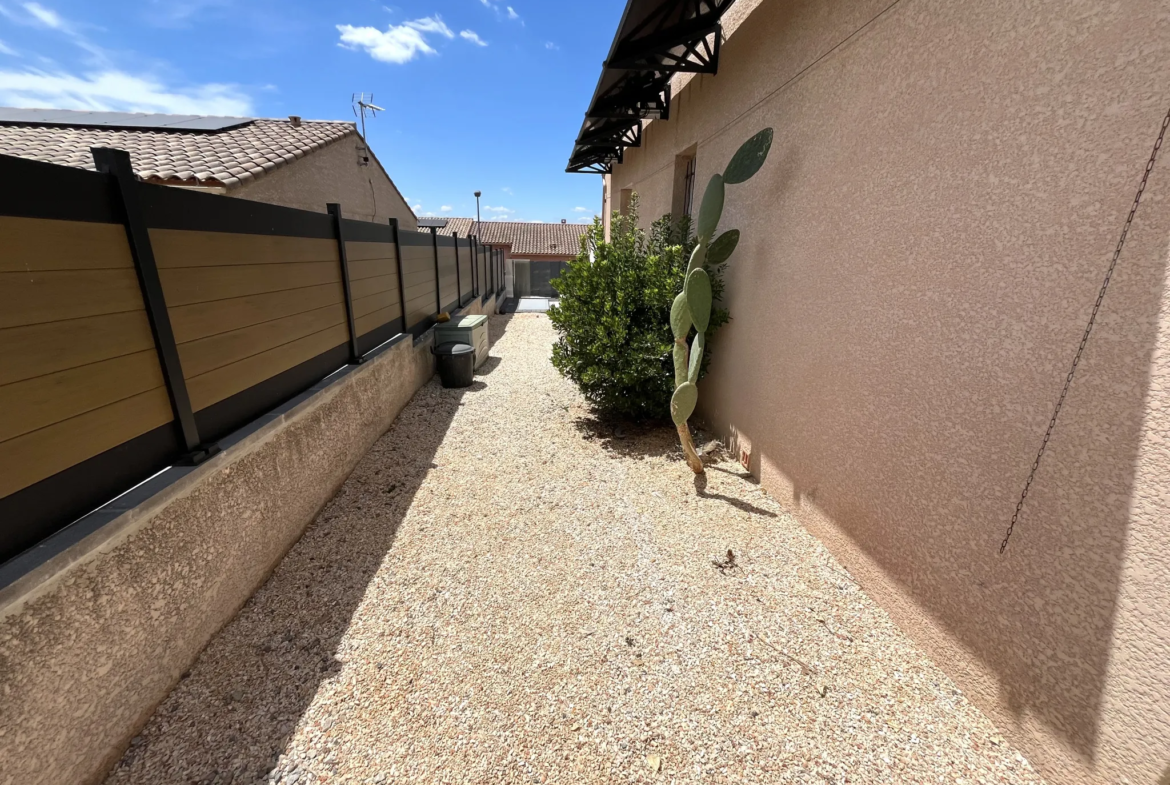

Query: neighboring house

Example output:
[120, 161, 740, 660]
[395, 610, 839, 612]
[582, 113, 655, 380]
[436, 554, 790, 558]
[427, 217, 588, 298]
[571, 1, 1170, 784]
[0, 107, 416, 229]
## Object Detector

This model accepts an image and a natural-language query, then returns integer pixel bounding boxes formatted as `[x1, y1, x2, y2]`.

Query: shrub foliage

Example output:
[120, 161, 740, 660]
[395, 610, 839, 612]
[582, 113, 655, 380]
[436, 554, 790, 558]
[548, 197, 729, 421]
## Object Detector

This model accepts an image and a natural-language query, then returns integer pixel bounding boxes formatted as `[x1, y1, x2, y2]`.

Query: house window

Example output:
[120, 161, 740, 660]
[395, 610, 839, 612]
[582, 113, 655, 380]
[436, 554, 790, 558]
[672, 146, 698, 221]
[619, 188, 633, 216]
[681, 156, 697, 217]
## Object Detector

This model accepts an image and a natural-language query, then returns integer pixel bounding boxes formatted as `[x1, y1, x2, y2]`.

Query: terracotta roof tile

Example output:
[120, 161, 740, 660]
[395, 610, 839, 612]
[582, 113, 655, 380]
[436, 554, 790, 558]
[0, 115, 355, 189]
[432, 218, 591, 257]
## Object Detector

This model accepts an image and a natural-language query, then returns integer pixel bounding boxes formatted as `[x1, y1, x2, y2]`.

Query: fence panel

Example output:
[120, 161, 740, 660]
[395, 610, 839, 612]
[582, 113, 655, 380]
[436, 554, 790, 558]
[151, 229, 348, 413]
[399, 230, 438, 335]
[437, 234, 459, 313]
[341, 219, 401, 355]
[0, 155, 182, 560]
[457, 236, 473, 305]
[139, 184, 352, 444]
[0, 149, 481, 564]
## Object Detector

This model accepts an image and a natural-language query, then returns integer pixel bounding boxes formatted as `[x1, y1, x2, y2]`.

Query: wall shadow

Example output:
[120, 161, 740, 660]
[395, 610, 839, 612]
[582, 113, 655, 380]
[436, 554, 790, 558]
[103, 377, 468, 785]
[693, 472, 777, 518]
[781, 197, 1169, 765]
[486, 312, 515, 351]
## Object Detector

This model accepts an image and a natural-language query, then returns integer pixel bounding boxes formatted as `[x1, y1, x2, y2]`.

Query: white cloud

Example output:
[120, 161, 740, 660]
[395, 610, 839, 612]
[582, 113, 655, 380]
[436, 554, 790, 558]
[440, 205, 452, 212]
[478, 1, 520, 23]
[23, 2, 63, 28]
[484, 205, 514, 214]
[336, 16, 454, 64]
[0, 68, 252, 114]
[459, 29, 487, 46]
[545, 41, 558, 50]
[0, 39, 17, 56]
[572, 206, 590, 212]
[501, 186, 513, 195]
[412, 203, 422, 211]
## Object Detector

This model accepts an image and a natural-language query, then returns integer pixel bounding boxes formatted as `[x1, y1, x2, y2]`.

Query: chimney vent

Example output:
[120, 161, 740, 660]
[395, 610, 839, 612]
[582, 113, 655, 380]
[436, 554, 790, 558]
[288, 115, 302, 128]
[561, 218, 567, 224]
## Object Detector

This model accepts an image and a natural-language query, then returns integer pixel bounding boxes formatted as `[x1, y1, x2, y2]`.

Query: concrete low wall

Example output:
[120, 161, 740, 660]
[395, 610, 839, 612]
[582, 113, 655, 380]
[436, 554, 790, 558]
[461, 292, 498, 317]
[0, 332, 435, 785]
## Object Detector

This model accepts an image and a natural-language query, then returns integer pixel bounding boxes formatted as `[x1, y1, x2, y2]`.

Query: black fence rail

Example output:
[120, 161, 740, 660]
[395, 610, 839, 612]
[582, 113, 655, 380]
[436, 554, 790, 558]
[0, 149, 505, 563]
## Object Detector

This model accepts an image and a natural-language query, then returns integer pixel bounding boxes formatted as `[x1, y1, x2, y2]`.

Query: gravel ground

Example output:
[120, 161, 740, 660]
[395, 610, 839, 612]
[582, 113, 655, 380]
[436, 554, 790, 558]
[105, 314, 1043, 785]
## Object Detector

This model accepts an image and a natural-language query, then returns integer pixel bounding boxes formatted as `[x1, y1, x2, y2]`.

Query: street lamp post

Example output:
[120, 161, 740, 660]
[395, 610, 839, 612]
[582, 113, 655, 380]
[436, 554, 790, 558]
[474, 190, 481, 227]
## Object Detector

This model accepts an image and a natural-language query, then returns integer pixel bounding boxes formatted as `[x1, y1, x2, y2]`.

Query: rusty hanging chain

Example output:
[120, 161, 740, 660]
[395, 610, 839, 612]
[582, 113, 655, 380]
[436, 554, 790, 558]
[1001, 106, 1170, 555]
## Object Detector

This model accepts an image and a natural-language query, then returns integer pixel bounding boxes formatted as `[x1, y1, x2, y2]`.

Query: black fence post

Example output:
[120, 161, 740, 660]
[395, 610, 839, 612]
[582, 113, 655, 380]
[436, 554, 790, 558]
[453, 232, 463, 307]
[327, 204, 363, 364]
[471, 236, 479, 297]
[91, 147, 217, 464]
[429, 226, 441, 314]
[390, 217, 408, 335]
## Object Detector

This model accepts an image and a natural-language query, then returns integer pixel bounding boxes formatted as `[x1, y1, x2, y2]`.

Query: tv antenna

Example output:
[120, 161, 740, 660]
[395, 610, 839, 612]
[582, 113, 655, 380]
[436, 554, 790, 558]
[352, 92, 384, 166]
[352, 92, 383, 138]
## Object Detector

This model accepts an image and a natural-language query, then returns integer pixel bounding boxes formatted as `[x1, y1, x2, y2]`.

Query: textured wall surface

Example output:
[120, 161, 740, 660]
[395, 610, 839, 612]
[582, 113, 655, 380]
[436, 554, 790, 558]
[607, 1, 1170, 782]
[0, 334, 435, 785]
[235, 138, 416, 230]
[461, 292, 498, 317]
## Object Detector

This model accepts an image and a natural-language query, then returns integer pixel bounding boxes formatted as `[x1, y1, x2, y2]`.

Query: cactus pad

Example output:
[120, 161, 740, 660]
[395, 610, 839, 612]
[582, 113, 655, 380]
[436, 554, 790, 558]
[685, 268, 712, 334]
[723, 128, 773, 185]
[671, 382, 699, 426]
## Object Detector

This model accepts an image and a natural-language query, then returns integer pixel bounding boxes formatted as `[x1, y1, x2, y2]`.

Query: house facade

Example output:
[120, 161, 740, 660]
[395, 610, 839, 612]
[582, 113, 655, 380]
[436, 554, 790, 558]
[0, 108, 416, 229]
[429, 217, 589, 298]
[583, 1, 1170, 783]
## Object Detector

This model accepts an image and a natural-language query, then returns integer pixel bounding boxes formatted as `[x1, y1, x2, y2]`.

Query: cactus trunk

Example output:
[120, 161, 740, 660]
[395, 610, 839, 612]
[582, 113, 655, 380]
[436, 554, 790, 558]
[677, 423, 704, 474]
[669, 128, 773, 477]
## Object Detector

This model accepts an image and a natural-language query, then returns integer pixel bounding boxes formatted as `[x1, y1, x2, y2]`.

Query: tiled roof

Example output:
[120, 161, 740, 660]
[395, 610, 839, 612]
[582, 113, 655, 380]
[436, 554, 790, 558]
[432, 218, 590, 256]
[0, 114, 355, 189]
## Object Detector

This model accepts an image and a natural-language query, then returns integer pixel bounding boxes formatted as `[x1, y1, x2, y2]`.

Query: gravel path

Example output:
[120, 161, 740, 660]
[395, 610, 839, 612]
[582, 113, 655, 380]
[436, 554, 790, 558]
[105, 314, 1043, 785]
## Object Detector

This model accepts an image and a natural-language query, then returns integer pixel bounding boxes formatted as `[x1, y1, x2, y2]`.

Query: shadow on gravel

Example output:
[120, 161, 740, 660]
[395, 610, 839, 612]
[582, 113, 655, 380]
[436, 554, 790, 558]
[693, 473, 777, 518]
[104, 379, 468, 785]
[571, 413, 680, 461]
[486, 312, 514, 350]
[571, 412, 727, 465]
[476, 356, 502, 376]
[707, 464, 762, 485]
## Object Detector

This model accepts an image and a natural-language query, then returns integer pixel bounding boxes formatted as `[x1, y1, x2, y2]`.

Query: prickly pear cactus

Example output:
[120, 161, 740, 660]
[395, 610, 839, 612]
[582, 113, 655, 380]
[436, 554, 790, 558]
[671, 128, 772, 474]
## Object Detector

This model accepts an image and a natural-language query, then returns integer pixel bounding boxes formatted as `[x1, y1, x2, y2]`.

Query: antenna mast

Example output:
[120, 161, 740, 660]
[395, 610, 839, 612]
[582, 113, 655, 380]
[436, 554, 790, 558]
[351, 92, 385, 166]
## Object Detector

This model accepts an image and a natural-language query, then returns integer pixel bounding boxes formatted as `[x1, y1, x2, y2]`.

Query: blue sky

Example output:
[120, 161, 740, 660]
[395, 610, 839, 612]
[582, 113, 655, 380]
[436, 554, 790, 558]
[0, 0, 623, 222]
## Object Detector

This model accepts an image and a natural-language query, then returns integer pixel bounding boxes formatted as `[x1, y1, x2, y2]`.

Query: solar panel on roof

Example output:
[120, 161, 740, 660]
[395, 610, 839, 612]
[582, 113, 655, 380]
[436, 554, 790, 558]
[0, 107, 254, 132]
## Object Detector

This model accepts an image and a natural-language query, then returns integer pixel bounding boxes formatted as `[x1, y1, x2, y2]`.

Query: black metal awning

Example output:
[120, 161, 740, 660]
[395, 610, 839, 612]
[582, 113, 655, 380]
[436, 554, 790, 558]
[566, 0, 737, 174]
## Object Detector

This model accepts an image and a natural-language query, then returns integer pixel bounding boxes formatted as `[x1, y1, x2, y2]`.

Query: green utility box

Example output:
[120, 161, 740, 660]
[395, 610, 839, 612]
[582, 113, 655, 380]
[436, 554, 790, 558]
[434, 314, 489, 368]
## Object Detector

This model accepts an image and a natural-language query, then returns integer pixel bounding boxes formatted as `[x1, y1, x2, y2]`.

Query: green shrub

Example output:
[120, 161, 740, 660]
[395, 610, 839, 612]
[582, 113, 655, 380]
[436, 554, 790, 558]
[548, 197, 729, 421]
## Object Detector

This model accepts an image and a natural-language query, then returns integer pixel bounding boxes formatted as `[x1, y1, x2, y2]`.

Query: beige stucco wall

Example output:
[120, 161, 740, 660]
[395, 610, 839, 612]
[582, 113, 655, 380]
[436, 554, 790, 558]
[0, 334, 435, 785]
[234, 134, 417, 230]
[461, 292, 498, 317]
[607, 1, 1170, 783]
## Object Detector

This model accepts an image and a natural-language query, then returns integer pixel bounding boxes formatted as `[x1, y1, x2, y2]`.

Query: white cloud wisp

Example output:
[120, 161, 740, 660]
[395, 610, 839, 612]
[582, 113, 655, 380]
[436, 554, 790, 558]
[459, 30, 486, 46]
[0, 68, 253, 114]
[337, 16, 454, 64]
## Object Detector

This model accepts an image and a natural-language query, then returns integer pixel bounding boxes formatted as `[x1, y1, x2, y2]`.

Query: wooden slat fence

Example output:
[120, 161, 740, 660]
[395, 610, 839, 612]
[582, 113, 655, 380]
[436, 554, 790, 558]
[0, 149, 499, 563]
